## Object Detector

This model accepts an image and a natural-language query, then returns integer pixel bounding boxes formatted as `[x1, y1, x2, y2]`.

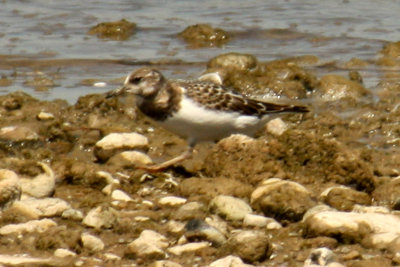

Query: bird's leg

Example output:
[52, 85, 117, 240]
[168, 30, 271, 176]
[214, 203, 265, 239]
[137, 145, 194, 173]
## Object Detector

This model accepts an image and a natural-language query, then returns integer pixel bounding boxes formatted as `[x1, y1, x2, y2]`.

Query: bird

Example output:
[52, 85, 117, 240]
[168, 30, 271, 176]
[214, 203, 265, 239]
[106, 67, 309, 172]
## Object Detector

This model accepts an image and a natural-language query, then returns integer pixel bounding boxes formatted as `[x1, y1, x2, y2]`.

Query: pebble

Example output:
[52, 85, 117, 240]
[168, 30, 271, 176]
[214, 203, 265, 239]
[0, 125, 39, 141]
[20, 162, 55, 198]
[0, 255, 52, 265]
[37, 111, 55, 121]
[104, 253, 121, 261]
[173, 201, 205, 221]
[61, 208, 84, 221]
[108, 150, 153, 167]
[320, 185, 371, 211]
[167, 241, 210, 256]
[12, 197, 71, 219]
[166, 220, 186, 235]
[81, 233, 105, 252]
[304, 210, 400, 250]
[82, 206, 117, 229]
[0, 169, 21, 210]
[303, 247, 339, 266]
[228, 230, 271, 262]
[0, 218, 57, 235]
[184, 219, 227, 246]
[266, 118, 288, 136]
[111, 189, 133, 202]
[158, 196, 187, 207]
[243, 214, 282, 229]
[209, 195, 252, 221]
[128, 230, 168, 259]
[209, 255, 256, 267]
[54, 248, 77, 258]
[149, 260, 183, 267]
[251, 178, 316, 222]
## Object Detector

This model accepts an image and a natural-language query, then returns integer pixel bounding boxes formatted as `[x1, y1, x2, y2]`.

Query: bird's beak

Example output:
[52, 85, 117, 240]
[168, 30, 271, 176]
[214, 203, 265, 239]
[105, 86, 125, 99]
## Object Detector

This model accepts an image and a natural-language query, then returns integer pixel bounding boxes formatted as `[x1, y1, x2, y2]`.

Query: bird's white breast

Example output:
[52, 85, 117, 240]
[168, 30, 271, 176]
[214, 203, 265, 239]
[158, 95, 267, 143]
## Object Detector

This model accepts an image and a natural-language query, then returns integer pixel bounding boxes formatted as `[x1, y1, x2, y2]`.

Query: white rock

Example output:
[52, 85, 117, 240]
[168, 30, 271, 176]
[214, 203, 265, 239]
[12, 197, 71, 219]
[20, 162, 55, 198]
[209, 255, 256, 267]
[304, 247, 338, 266]
[104, 253, 121, 261]
[243, 214, 282, 229]
[209, 195, 252, 221]
[54, 248, 77, 258]
[96, 171, 118, 185]
[61, 208, 84, 221]
[158, 196, 187, 207]
[0, 219, 57, 235]
[167, 242, 210, 256]
[81, 233, 105, 252]
[37, 111, 55, 121]
[150, 260, 183, 267]
[0, 255, 52, 265]
[95, 132, 148, 150]
[82, 206, 117, 229]
[0, 126, 39, 141]
[111, 189, 133, 202]
[0, 169, 21, 210]
[266, 118, 288, 136]
[166, 220, 186, 234]
[304, 210, 400, 250]
[108, 151, 153, 167]
[128, 230, 168, 258]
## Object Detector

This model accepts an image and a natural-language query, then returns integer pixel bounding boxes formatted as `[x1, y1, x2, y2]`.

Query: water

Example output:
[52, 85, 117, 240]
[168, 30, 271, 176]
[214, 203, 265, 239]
[0, 0, 399, 103]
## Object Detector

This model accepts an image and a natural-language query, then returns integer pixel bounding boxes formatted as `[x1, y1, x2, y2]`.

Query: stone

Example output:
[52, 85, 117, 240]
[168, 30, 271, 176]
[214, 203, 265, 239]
[158, 196, 187, 207]
[173, 201, 205, 221]
[94, 132, 148, 161]
[104, 253, 121, 261]
[0, 169, 21, 210]
[81, 233, 105, 252]
[304, 210, 400, 250]
[0, 219, 57, 235]
[37, 111, 55, 120]
[0, 255, 52, 265]
[62, 208, 84, 221]
[0, 125, 39, 141]
[107, 150, 153, 167]
[54, 248, 77, 258]
[243, 214, 282, 229]
[209, 255, 256, 267]
[12, 197, 71, 219]
[207, 52, 258, 72]
[166, 220, 186, 235]
[20, 162, 55, 198]
[178, 24, 231, 48]
[266, 118, 288, 136]
[111, 189, 133, 202]
[228, 230, 271, 262]
[316, 74, 369, 101]
[303, 247, 339, 266]
[149, 260, 183, 267]
[251, 178, 316, 222]
[82, 206, 117, 229]
[209, 195, 252, 221]
[128, 230, 168, 259]
[184, 219, 226, 246]
[167, 242, 210, 256]
[320, 186, 371, 211]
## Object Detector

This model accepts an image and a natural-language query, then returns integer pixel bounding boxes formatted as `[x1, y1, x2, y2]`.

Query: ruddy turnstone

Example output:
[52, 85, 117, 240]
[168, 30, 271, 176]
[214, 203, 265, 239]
[106, 67, 309, 171]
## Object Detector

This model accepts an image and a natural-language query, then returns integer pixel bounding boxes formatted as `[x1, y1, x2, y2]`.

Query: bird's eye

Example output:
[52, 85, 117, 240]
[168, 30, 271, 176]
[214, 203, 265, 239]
[130, 77, 142, 84]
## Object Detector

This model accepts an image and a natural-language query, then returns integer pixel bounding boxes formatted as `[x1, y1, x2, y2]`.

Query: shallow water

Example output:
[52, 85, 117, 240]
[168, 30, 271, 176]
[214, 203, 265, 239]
[0, 0, 399, 103]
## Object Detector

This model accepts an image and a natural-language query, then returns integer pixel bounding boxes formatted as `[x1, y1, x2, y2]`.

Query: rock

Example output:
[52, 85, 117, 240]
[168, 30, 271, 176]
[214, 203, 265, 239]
[0, 125, 39, 141]
[81, 233, 105, 252]
[107, 150, 153, 167]
[184, 219, 226, 246]
[12, 197, 71, 219]
[37, 111, 55, 121]
[111, 189, 133, 202]
[104, 253, 121, 261]
[94, 132, 148, 162]
[228, 230, 271, 262]
[88, 19, 136, 41]
[251, 178, 316, 222]
[167, 242, 210, 256]
[320, 186, 371, 211]
[373, 176, 400, 209]
[158, 196, 187, 207]
[20, 162, 55, 198]
[149, 260, 183, 267]
[316, 74, 369, 101]
[0, 219, 57, 235]
[178, 24, 231, 48]
[304, 247, 339, 266]
[266, 118, 288, 136]
[207, 52, 258, 72]
[128, 230, 168, 259]
[243, 214, 282, 229]
[82, 206, 117, 229]
[0, 169, 21, 210]
[166, 220, 186, 235]
[0, 255, 52, 265]
[54, 248, 77, 258]
[173, 201, 205, 221]
[62, 208, 84, 221]
[379, 40, 400, 58]
[304, 210, 400, 250]
[209, 195, 252, 221]
[209, 255, 256, 267]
